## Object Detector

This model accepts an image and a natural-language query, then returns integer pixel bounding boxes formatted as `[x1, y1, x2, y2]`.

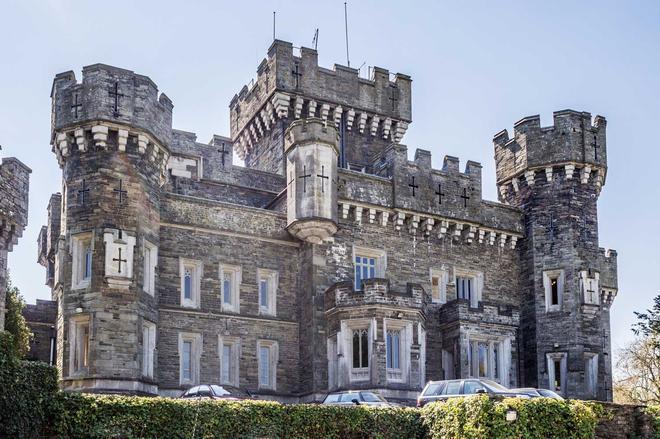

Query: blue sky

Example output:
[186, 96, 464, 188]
[1, 0, 658, 364]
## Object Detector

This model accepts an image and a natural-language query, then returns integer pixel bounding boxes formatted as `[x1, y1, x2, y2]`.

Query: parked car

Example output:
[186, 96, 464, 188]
[322, 390, 395, 407]
[416, 379, 530, 407]
[181, 384, 251, 401]
[511, 387, 564, 400]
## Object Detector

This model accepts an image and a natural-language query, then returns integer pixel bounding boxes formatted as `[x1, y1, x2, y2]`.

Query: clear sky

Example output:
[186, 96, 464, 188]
[1, 0, 658, 366]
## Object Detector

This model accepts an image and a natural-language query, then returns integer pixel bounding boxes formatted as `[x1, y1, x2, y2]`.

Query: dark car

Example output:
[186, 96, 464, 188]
[417, 379, 530, 407]
[181, 384, 250, 401]
[511, 387, 564, 400]
[322, 390, 395, 407]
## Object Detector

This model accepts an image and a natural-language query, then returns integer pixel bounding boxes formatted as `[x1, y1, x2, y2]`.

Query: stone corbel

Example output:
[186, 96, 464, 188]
[524, 170, 535, 186]
[395, 212, 406, 231]
[75, 128, 86, 152]
[453, 223, 464, 238]
[346, 109, 355, 130]
[307, 100, 317, 118]
[91, 125, 108, 148]
[333, 106, 343, 127]
[370, 116, 380, 137]
[545, 167, 553, 182]
[510, 236, 518, 249]
[478, 229, 486, 244]
[380, 211, 389, 227]
[438, 220, 449, 238]
[266, 101, 276, 125]
[511, 178, 519, 193]
[320, 103, 330, 121]
[408, 215, 420, 234]
[421, 218, 434, 236]
[382, 118, 392, 140]
[565, 164, 575, 180]
[368, 208, 376, 224]
[294, 96, 304, 119]
[499, 233, 508, 248]
[467, 226, 477, 243]
[56, 132, 69, 157]
[341, 203, 350, 219]
[137, 134, 148, 154]
[254, 118, 264, 137]
[488, 231, 496, 246]
[393, 121, 408, 144]
[272, 92, 290, 118]
[117, 129, 129, 152]
[260, 109, 271, 131]
[581, 165, 592, 184]
[354, 206, 363, 224]
[358, 113, 368, 134]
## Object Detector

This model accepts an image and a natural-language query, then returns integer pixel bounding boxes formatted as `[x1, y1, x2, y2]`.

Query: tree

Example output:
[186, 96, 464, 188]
[633, 295, 660, 339]
[3, 277, 32, 358]
[615, 336, 660, 405]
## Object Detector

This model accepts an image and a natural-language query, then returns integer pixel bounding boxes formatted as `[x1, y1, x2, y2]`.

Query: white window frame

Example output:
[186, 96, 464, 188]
[142, 320, 156, 378]
[257, 268, 278, 316]
[257, 339, 278, 390]
[178, 332, 202, 386]
[352, 246, 386, 291]
[467, 335, 511, 386]
[584, 353, 599, 398]
[218, 336, 240, 387]
[143, 240, 158, 296]
[69, 314, 91, 375]
[454, 268, 483, 307]
[220, 264, 242, 313]
[179, 258, 202, 308]
[343, 318, 374, 383]
[430, 268, 449, 304]
[547, 352, 568, 397]
[580, 271, 600, 305]
[543, 269, 565, 312]
[383, 318, 412, 383]
[71, 232, 93, 289]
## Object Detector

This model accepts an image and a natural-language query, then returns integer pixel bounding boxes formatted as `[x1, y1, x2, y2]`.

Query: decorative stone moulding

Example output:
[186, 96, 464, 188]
[233, 92, 411, 160]
[337, 201, 520, 249]
[499, 163, 606, 195]
[52, 123, 170, 185]
[287, 220, 338, 245]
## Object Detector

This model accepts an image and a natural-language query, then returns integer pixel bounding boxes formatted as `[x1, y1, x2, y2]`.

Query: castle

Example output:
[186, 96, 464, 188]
[35, 40, 618, 402]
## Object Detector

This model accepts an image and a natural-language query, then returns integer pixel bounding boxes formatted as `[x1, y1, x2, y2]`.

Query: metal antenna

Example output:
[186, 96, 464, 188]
[312, 28, 319, 50]
[344, 2, 350, 67]
[273, 11, 276, 40]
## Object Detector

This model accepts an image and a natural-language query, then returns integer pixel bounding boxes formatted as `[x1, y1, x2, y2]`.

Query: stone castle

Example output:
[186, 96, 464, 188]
[33, 39, 618, 401]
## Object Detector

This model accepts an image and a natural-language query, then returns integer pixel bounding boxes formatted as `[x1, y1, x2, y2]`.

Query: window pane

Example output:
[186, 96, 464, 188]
[386, 333, 392, 368]
[259, 346, 270, 386]
[184, 269, 192, 300]
[551, 278, 559, 305]
[81, 324, 89, 368]
[478, 343, 488, 377]
[393, 333, 400, 369]
[361, 330, 369, 368]
[432, 276, 440, 300]
[222, 344, 231, 383]
[554, 359, 562, 391]
[493, 345, 499, 379]
[84, 247, 92, 280]
[444, 381, 460, 395]
[355, 265, 362, 290]
[352, 331, 360, 368]
[223, 275, 232, 305]
[183, 341, 192, 380]
[259, 279, 268, 308]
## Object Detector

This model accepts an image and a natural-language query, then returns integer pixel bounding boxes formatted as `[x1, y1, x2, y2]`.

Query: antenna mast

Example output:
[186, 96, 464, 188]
[273, 11, 276, 40]
[312, 28, 319, 51]
[344, 2, 350, 67]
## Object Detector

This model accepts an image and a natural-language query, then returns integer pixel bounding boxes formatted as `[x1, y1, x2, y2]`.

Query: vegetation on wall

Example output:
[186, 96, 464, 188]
[4, 276, 32, 358]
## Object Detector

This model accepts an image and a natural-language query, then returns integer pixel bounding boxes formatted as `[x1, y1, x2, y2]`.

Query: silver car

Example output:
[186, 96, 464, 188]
[322, 391, 394, 407]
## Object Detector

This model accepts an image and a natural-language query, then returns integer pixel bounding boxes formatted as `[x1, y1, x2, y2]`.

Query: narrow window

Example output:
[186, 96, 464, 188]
[551, 277, 559, 305]
[259, 345, 270, 387]
[222, 344, 231, 383]
[457, 276, 473, 302]
[354, 255, 377, 290]
[184, 268, 192, 300]
[142, 321, 156, 378]
[143, 242, 157, 295]
[182, 341, 192, 381]
[73, 320, 90, 372]
[553, 358, 562, 391]
[259, 279, 268, 309]
[386, 330, 401, 370]
[478, 342, 488, 377]
[431, 276, 440, 302]
[352, 329, 369, 369]
[223, 273, 232, 306]
[493, 344, 499, 380]
[84, 246, 92, 280]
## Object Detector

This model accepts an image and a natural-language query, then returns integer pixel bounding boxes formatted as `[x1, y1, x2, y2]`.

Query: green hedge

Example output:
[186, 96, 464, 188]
[421, 395, 600, 439]
[51, 393, 425, 439]
[645, 405, 660, 437]
[0, 331, 60, 438]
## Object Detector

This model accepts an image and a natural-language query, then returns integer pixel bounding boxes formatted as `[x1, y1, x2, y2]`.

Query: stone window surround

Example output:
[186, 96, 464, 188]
[543, 269, 565, 312]
[580, 270, 600, 305]
[68, 313, 91, 377]
[453, 268, 484, 308]
[71, 231, 93, 290]
[257, 339, 279, 390]
[429, 267, 449, 304]
[219, 263, 242, 313]
[142, 320, 156, 378]
[178, 332, 202, 386]
[257, 268, 278, 316]
[143, 240, 158, 296]
[584, 352, 599, 397]
[341, 318, 376, 383]
[466, 334, 511, 386]
[383, 318, 413, 384]
[218, 335, 241, 387]
[179, 258, 202, 309]
[352, 245, 387, 290]
[546, 352, 568, 396]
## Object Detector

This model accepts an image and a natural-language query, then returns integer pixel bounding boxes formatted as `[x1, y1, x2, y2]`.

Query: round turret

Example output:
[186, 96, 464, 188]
[284, 118, 339, 244]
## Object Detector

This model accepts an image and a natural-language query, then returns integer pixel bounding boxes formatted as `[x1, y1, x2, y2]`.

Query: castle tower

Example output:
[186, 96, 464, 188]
[0, 151, 31, 329]
[494, 110, 618, 400]
[284, 118, 339, 244]
[50, 64, 172, 394]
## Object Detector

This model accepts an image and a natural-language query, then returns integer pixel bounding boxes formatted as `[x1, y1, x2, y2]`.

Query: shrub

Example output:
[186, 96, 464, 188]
[0, 331, 59, 438]
[421, 395, 600, 439]
[645, 405, 660, 437]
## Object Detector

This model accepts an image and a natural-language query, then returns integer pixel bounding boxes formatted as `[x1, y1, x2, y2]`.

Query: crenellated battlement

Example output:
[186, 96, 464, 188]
[324, 278, 428, 311]
[0, 156, 31, 252]
[494, 110, 607, 186]
[229, 40, 412, 161]
[51, 64, 173, 148]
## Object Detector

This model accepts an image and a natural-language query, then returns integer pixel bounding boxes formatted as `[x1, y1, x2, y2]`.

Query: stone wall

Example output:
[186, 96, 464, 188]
[23, 299, 57, 363]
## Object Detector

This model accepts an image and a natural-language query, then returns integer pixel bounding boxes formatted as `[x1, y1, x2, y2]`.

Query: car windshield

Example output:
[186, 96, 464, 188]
[361, 392, 385, 402]
[538, 389, 562, 399]
[210, 385, 231, 396]
[184, 385, 200, 396]
[340, 393, 360, 403]
[423, 382, 444, 396]
[324, 394, 341, 403]
[481, 380, 509, 392]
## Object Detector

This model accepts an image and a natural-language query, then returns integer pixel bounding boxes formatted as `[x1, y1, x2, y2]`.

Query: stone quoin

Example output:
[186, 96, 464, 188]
[34, 39, 617, 402]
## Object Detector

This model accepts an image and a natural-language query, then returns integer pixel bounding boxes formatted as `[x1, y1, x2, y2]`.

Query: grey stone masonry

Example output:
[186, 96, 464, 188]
[40, 39, 618, 402]
[0, 152, 31, 329]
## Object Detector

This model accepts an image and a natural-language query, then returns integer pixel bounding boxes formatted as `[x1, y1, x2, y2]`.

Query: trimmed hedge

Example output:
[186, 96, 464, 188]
[421, 395, 600, 439]
[0, 331, 60, 438]
[51, 393, 425, 439]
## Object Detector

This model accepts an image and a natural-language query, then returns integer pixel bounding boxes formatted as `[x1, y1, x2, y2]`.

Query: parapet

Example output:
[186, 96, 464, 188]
[51, 64, 173, 148]
[0, 156, 31, 251]
[324, 278, 427, 311]
[284, 118, 340, 154]
[229, 40, 412, 160]
[494, 110, 607, 185]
